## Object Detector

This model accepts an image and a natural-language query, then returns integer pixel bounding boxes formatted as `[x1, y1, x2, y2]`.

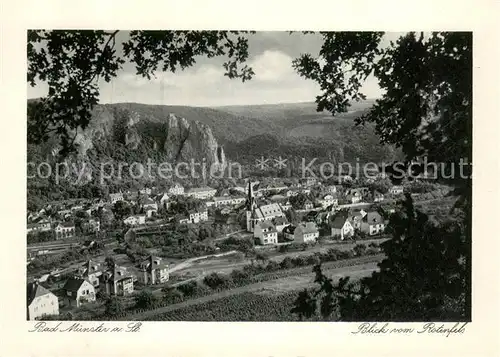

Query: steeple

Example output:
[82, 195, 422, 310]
[247, 181, 255, 209]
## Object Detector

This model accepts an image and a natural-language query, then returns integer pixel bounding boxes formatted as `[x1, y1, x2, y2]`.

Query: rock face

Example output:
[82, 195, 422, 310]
[90, 107, 227, 171]
[162, 113, 226, 171]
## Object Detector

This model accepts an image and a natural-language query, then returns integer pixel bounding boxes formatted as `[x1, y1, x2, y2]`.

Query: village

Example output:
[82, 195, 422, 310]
[27, 171, 446, 321]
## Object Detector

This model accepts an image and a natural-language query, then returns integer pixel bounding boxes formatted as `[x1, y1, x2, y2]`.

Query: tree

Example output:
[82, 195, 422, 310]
[293, 32, 471, 169]
[135, 290, 157, 309]
[162, 287, 184, 304]
[104, 256, 115, 269]
[203, 273, 232, 290]
[112, 200, 132, 221]
[28, 30, 255, 155]
[292, 195, 468, 321]
[104, 296, 124, 317]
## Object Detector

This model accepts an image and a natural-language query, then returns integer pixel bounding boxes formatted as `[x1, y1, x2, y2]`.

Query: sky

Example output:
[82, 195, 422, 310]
[27, 32, 401, 107]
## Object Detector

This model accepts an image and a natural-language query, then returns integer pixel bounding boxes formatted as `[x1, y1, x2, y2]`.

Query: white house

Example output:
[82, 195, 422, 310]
[100, 264, 135, 296]
[54, 222, 75, 239]
[330, 212, 354, 240]
[159, 193, 170, 209]
[294, 222, 319, 243]
[27, 282, 59, 320]
[373, 191, 385, 202]
[123, 215, 146, 226]
[137, 255, 169, 285]
[188, 209, 208, 224]
[319, 194, 339, 209]
[186, 187, 217, 200]
[168, 183, 185, 196]
[78, 260, 103, 287]
[139, 187, 152, 195]
[63, 278, 96, 308]
[253, 220, 278, 245]
[109, 192, 124, 203]
[360, 211, 385, 235]
[390, 185, 404, 195]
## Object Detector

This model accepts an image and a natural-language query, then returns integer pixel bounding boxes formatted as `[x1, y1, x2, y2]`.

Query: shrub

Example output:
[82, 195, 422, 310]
[280, 257, 294, 270]
[203, 273, 233, 290]
[162, 287, 184, 304]
[135, 290, 158, 309]
[104, 297, 124, 317]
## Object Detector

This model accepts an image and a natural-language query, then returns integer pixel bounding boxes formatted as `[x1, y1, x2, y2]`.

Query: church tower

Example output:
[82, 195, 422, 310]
[246, 181, 256, 232]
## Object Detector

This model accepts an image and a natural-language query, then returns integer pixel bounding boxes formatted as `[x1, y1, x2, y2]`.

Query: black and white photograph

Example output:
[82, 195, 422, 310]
[26, 30, 472, 323]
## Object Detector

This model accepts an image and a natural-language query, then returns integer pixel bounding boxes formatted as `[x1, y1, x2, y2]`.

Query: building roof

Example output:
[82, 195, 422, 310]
[27, 282, 53, 306]
[363, 211, 384, 225]
[329, 211, 350, 229]
[272, 216, 288, 226]
[252, 203, 284, 220]
[63, 277, 88, 292]
[102, 263, 133, 282]
[58, 221, 75, 228]
[80, 259, 103, 276]
[187, 186, 216, 193]
[282, 225, 296, 234]
[138, 255, 168, 273]
[296, 222, 319, 235]
[256, 220, 277, 232]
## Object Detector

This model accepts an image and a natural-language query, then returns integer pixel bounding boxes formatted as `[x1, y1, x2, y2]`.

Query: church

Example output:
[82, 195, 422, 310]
[245, 181, 287, 232]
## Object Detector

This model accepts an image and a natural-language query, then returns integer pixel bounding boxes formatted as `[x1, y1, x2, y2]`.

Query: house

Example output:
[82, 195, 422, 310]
[346, 187, 369, 197]
[177, 216, 191, 225]
[109, 192, 124, 204]
[390, 185, 404, 195]
[140, 197, 158, 211]
[208, 196, 246, 208]
[373, 190, 385, 202]
[78, 260, 103, 287]
[99, 264, 135, 296]
[319, 194, 338, 209]
[123, 215, 146, 226]
[301, 177, 317, 187]
[84, 219, 100, 233]
[360, 211, 385, 236]
[280, 200, 292, 211]
[294, 222, 319, 243]
[350, 209, 367, 230]
[186, 186, 217, 200]
[253, 221, 278, 245]
[54, 221, 75, 239]
[188, 208, 208, 224]
[27, 282, 59, 320]
[63, 278, 96, 308]
[272, 216, 289, 233]
[27, 222, 48, 234]
[346, 193, 362, 204]
[137, 255, 169, 285]
[303, 200, 314, 210]
[159, 193, 170, 209]
[145, 207, 157, 218]
[329, 211, 354, 240]
[139, 187, 152, 195]
[168, 183, 185, 196]
[282, 225, 296, 240]
[325, 185, 339, 194]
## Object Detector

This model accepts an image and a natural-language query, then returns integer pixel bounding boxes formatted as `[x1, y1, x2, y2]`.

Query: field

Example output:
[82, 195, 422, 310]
[145, 292, 299, 321]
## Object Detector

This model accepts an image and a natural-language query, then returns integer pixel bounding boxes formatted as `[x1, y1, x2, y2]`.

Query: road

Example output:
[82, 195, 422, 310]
[130, 254, 384, 320]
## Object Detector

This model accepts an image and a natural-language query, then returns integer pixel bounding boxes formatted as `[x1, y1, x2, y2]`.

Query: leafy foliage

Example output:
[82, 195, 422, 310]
[291, 195, 469, 321]
[28, 30, 255, 154]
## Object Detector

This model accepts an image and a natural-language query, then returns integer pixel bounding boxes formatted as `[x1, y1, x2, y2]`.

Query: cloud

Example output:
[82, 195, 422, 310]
[248, 50, 295, 82]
